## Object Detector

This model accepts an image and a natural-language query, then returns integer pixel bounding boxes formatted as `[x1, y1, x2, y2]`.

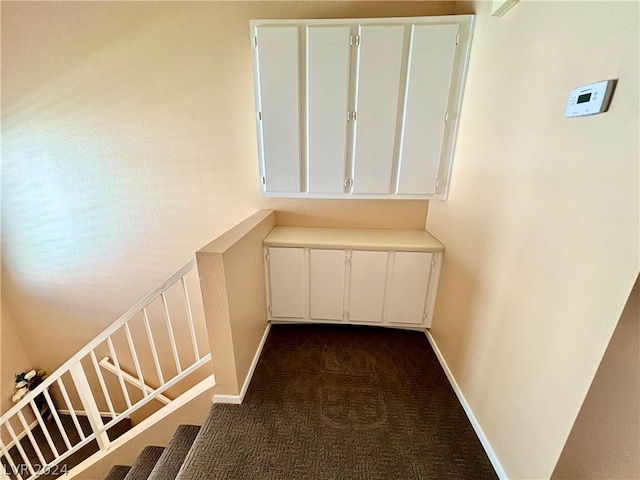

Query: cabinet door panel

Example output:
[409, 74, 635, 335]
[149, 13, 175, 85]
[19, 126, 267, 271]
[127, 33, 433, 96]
[348, 250, 389, 322]
[398, 24, 458, 194]
[268, 247, 305, 318]
[256, 26, 301, 193]
[307, 26, 351, 194]
[388, 252, 432, 324]
[309, 249, 346, 320]
[353, 25, 405, 194]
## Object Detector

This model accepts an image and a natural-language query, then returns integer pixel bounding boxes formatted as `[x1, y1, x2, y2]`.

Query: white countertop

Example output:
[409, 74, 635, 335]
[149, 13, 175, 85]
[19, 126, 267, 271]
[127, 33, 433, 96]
[263, 226, 444, 252]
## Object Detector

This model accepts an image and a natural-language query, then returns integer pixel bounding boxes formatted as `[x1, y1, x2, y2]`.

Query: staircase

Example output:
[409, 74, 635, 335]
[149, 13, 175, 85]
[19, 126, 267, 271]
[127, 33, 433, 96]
[104, 424, 199, 480]
[0, 259, 214, 480]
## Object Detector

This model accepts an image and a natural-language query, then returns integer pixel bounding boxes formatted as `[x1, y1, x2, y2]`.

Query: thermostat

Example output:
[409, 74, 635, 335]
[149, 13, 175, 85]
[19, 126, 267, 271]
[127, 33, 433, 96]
[564, 80, 616, 118]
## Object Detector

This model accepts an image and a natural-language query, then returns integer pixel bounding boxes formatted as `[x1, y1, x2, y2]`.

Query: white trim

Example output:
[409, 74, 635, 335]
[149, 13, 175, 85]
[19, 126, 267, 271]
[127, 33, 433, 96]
[425, 331, 508, 480]
[65, 374, 216, 479]
[213, 323, 271, 404]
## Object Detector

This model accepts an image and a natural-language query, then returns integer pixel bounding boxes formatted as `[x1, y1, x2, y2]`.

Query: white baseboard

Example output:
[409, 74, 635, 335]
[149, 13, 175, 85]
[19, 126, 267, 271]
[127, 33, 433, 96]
[213, 323, 271, 404]
[425, 331, 508, 480]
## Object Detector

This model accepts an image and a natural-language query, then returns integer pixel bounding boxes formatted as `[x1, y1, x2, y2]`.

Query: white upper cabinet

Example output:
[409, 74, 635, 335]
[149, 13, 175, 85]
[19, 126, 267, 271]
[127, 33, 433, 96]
[255, 25, 301, 193]
[306, 26, 352, 194]
[352, 25, 405, 195]
[251, 16, 474, 199]
[398, 24, 459, 195]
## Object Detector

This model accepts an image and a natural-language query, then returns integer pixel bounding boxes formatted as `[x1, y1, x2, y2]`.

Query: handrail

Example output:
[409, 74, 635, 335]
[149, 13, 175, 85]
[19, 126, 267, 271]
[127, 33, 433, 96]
[0, 258, 196, 425]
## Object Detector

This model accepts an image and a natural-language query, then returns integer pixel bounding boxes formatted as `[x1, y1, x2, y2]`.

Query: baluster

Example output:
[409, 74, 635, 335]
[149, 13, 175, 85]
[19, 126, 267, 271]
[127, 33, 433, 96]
[181, 277, 201, 361]
[69, 363, 110, 451]
[124, 323, 147, 398]
[16, 411, 47, 467]
[4, 421, 35, 478]
[0, 437, 23, 480]
[161, 292, 182, 374]
[42, 390, 72, 451]
[142, 308, 164, 385]
[89, 350, 116, 419]
[28, 400, 59, 459]
[56, 378, 85, 441]
[106, 337, 132, 409]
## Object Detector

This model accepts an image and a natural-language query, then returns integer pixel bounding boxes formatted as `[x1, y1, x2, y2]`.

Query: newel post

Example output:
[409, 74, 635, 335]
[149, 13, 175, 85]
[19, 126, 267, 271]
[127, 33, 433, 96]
[69, 362, 111, 451]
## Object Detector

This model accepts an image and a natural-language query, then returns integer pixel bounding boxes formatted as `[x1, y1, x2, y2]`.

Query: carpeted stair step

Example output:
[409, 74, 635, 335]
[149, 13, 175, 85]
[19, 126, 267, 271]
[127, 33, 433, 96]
[123, 446, 164, 480]
[104, 465, 131, 480]
[148, 425, 201, 480]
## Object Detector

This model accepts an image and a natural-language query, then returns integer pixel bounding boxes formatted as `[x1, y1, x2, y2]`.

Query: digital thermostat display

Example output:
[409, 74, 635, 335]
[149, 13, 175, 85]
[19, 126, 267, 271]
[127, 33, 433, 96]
[577, 93, 591, 104]
[565, 80, 615, 117]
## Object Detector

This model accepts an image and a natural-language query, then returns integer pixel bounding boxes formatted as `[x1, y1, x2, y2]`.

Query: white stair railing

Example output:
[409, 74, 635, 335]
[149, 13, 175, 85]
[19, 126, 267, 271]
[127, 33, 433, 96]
[0, 259, 211, 480]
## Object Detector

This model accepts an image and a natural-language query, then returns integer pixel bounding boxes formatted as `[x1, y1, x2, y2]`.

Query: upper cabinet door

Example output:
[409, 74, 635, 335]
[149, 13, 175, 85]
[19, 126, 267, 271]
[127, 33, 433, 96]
[255, 26, 301, 193]
[352, 24, 405, 194]
[397, 24, 459, 195]
[306, 26, 352, 194]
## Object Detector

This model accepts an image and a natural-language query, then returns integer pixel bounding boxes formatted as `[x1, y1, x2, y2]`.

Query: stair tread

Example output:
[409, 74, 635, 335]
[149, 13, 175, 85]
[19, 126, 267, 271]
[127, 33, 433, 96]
[148, 425, 201, 480]
[123, 446, 165, 480]
[104, 465, 131, 480]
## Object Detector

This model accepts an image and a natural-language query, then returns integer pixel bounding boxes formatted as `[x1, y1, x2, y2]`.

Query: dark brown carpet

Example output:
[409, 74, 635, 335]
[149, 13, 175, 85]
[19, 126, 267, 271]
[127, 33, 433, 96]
[177, 324, 497, 479]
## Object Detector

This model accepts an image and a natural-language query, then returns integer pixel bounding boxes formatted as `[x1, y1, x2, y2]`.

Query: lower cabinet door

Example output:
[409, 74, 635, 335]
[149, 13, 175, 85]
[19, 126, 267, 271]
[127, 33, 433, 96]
[309, 249, 347, 321]
[387, 251, 432, 324]
[348, 250, 389, 323]
[268, 247, 305, 318]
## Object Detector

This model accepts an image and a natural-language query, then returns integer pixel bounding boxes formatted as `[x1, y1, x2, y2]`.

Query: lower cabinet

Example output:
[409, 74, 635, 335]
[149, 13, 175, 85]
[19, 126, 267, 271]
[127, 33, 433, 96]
[264, 246, 442, 328]
[266, 247, 306, 318]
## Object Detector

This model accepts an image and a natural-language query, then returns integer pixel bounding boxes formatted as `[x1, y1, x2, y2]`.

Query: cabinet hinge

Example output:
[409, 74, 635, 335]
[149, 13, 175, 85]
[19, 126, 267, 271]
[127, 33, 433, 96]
[431, 257, 435, 266]
[258, 111, 262, 121]
[349, 34, 360, 47]
[344, 178, 354, 188]
[254, 36, 258, 48]
[444, 111, 449, 123]
[265, 251, 270, 261]
[344, 308, 350, 318]
[456, 33, 460, 45]
[347, 111, 357, 122]
[268, 305, 272, 314]
[423, 312, 428, 320]
[262, 176, 266, 185]
[435, 178, 440, 189]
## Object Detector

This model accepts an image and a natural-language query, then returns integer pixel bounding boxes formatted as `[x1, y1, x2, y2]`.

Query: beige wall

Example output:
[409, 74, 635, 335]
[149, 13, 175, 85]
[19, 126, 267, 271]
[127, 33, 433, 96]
[426, 1, 639, 478]
[552, 275, 639, 480]
[0, 299, 31, 416]
[0, 1, 444, 376]
[197, 210, 275, 395]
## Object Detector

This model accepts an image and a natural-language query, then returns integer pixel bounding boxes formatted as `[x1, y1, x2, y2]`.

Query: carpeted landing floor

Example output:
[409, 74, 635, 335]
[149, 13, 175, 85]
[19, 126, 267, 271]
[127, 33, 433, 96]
[177, 324, 498, 480]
